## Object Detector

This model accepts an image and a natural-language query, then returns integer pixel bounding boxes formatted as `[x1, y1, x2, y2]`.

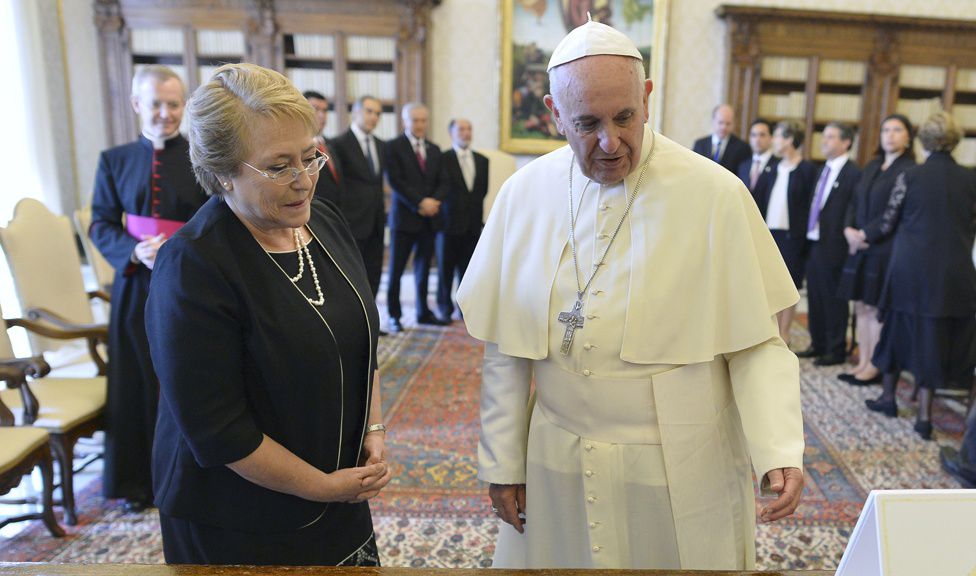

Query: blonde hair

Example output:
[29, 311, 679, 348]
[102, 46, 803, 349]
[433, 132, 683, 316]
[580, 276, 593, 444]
[186, 63, 317, 196]
[918, 111, 962, 153]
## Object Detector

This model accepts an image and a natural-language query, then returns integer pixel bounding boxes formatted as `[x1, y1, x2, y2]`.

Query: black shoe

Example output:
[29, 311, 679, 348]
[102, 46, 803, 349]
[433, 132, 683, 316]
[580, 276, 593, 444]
[388, 318, 403, 333]
[417, 313, 448, 326]
[940, 447, 976, 488]
[795, 347, 821, 358]
[838, 373, 858, 383]
[378, 330, 389, 337]
[123, 498, 151, 513]
[865, 396, 898, 417]
[850, 373, 883, 386]
[913, 420, 933, 441]
[814, 353, 846, 367]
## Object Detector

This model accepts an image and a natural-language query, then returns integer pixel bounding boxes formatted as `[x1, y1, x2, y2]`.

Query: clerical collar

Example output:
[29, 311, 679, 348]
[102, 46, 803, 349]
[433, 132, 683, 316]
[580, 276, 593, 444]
[142, 130, 181, 151]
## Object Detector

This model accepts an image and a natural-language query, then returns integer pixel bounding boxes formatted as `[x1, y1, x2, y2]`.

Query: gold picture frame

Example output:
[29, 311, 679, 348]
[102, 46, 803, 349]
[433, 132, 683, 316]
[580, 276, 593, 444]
[500, 0, 670, 155]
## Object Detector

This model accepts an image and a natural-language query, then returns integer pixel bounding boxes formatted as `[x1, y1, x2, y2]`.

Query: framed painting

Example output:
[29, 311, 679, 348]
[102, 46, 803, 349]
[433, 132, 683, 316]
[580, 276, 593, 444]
[500, 0, 670, 155]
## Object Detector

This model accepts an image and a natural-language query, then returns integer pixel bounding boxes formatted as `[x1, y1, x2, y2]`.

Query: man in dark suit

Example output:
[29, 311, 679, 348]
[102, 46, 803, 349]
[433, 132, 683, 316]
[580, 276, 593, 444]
[436, 118, 489, 322]
[385, 102, 447, 332]
[329, 95, 386, 306]
[693, 104, 752, 174]
[737, 118, 775, 194]
[303, 91, 344, 207]
[798, 122, 862, 365]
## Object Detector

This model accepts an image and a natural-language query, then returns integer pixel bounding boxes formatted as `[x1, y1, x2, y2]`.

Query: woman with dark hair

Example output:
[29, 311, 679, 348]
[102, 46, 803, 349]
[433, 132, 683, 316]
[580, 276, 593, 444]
[865, 112, 976, 440]
[837, 114, 916, 384]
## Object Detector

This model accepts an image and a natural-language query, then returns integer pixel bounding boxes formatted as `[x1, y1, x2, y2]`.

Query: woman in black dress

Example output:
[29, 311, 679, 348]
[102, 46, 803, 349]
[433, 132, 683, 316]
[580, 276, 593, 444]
[145, 63, 391, 565]
[865, 112, 976, 440]
[837, 114, 916, 384]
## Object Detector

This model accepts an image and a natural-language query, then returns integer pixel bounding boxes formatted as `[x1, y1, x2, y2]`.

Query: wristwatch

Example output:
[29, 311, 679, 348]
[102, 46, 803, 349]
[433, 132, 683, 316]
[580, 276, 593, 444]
[366, 423, 387, 434]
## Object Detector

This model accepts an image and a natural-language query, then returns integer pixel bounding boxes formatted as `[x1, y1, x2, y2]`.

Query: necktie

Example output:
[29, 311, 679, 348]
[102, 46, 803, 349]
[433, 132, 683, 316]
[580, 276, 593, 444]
[364, 136, 378, 176]
[807, 165, 832, 233]
[317, 140, 339, 183]
[712, 140, 721, 162]
[749, 158, 762, 190]
[415, 141, 426, 173]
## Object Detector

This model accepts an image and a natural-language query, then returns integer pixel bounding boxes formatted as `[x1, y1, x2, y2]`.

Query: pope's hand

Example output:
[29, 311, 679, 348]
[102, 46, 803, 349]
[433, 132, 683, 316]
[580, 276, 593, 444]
[760, 467, 803, 522]
[489, 483, 526, 533]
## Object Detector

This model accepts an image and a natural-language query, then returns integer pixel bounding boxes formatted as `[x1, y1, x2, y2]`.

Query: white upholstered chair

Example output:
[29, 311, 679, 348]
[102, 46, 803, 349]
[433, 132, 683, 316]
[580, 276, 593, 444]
[73, 207, 115, 294]
[0, 198, 109, 376]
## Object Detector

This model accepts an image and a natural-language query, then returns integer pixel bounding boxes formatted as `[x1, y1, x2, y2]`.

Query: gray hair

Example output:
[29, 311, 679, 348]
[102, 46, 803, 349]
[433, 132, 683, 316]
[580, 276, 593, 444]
[131, 64, 185, 98]
[401, 101, 428, 122]
[185, 63, 317, 196]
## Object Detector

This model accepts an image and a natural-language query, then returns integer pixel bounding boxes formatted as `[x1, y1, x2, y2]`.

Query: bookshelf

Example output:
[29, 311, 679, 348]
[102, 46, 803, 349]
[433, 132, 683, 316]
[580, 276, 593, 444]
[718, 5, 976, 167]
[95, 0, 439, 147]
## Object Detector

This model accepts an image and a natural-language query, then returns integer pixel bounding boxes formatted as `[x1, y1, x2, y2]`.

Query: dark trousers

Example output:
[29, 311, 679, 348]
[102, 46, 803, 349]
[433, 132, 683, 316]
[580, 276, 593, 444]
[355, 227, 384, 299]
[805, 241, 849, 357]
[435, 229, 480, 318]
[387, 227, 435, 320]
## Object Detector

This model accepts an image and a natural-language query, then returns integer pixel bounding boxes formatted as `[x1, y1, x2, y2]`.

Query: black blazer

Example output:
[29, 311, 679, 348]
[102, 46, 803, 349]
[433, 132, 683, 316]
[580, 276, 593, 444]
[327, 129, 386, 240]
[754, 158, 817, 239]
[145, 197, 379, 534]
[385, 134, 445, 233]
[879, 152, 976, 317]
[693, 133, 751, 174]
[811, 160, 862, 267]
[439, 148, 488, 236]
[851, 153, 917, 251]
[736, 154, 776, 194]
[312, 140, 344, 209]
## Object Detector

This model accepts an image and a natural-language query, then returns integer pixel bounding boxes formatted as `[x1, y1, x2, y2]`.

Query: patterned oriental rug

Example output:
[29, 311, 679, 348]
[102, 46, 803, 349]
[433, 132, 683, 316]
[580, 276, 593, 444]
[0, 319, 968, 569]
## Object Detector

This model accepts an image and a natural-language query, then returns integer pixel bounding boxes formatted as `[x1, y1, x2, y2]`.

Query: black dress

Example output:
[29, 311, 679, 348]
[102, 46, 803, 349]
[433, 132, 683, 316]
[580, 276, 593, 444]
[145, 198, 381, 565]
[89, 134, 207, 501]
[836, 153, 916, 305]
[872, 153, 976, 388]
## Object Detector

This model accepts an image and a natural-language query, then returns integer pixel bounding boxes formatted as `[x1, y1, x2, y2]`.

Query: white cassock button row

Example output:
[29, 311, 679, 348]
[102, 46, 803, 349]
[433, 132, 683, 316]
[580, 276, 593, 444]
[587, 496, 596, 503]
[583, 369, 592, 377]
[589, 522, 597, 529]
[592, 545, 601, 553]
[585, 470, 594, 477]
[584, 443, 593, 451]
[583, 343, 592, 351]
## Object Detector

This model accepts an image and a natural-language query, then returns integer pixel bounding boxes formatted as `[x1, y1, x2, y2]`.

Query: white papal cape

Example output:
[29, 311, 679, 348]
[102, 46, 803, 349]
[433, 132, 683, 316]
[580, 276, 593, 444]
[456, 126, 805, 569]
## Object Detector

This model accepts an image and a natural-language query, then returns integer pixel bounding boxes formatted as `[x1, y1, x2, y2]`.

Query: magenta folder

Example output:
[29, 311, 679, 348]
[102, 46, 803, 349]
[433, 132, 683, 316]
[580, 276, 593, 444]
[125, 214, 186, 239]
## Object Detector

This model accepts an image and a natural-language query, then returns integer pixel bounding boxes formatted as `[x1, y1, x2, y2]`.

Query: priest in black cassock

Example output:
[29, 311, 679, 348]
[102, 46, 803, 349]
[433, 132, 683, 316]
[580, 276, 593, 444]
[89, 65, 207, 511]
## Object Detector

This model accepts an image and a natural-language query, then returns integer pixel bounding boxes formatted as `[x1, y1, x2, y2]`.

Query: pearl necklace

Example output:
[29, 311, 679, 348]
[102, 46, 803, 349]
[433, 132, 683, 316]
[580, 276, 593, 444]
[289, 227, 325, 306]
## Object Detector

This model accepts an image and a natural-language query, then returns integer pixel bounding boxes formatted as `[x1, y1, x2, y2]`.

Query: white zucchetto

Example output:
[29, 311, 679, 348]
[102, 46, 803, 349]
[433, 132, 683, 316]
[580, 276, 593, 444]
[546, 16, 643, 72]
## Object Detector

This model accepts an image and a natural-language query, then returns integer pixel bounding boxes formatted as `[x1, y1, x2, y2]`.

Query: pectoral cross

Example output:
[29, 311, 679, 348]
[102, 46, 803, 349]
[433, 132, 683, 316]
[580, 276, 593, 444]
[557, 299, 585, 356]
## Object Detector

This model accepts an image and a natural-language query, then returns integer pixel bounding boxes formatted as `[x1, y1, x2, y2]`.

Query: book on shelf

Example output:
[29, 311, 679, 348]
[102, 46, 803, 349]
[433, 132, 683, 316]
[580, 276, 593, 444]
[291, 34, 335, 59]
[131, 28, 184, 56]
[957, 68, 976, 92]
[759, 92, 806, 119]
[953, 138, 976, 167]
[196, 30, 246, 57]
[953, 104, 976, 129]
[286, 68, 336, 97]
[896, 97, 943, 129]
[346, 36, 396, 62]
[815, 94, 862, 123]
[346, 71, 396, 101]
[375, 114, 398, 140]
[899, 64, 946, 90]
[818, 60, 866, 85]
[761, 56, 809, 83]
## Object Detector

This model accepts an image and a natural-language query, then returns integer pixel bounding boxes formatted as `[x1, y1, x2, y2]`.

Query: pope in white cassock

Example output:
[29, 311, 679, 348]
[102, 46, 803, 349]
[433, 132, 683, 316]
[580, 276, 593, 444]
[455, 19, 806, 570]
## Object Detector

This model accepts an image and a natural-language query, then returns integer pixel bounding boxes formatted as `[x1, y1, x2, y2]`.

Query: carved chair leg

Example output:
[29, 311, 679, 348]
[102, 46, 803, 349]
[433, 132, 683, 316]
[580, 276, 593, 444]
[49, 435, 78, 526]
[38, 452, 65, 537]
